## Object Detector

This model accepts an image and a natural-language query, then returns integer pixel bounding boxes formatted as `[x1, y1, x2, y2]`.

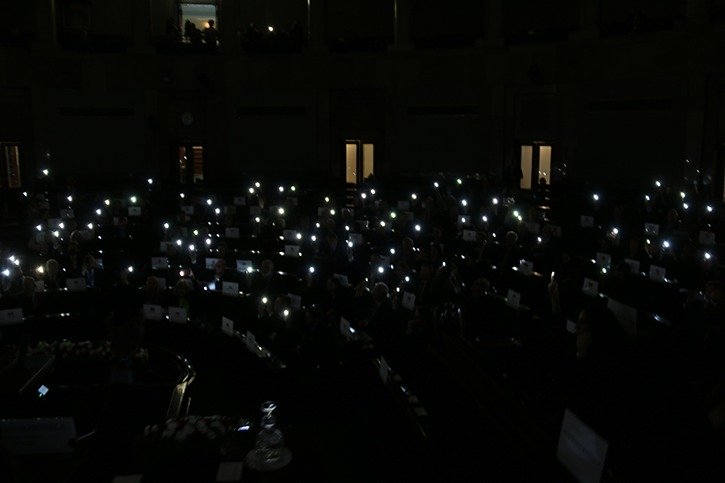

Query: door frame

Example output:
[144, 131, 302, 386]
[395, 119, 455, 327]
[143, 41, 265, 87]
[520, 141, 555, 190]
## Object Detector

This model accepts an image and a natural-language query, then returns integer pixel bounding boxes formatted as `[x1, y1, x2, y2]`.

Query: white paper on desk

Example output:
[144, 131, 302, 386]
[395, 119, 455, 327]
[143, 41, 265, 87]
[402, 291, 416, 311]
[379, 356, 390, 384]
[236, 260, 253, 273]
[506, 290, 521, 309]
[60, 208, 75, 219]
[181, 205, 194, 215]
[595, 252, 611, 270]
[128, 206, 141, 217]
[225, 227, 240, 239]
[349, 233, 363, 245]
[624, 258, 640, 275]
[607, 298, 637, 341]
[284, 245, 300, 257]
[333, 273, 349, 287]
[222, 317, 234, 336]
[644, 223, 660, 236]
[557, 409, 609, 483]
[526, 222, 540, 235]
[249, 206, 262, 216]
[340, 317, 355, 340]
[580, 215, 594, 228]
[462, 230, 477, 242]
[397, 200, 410, 210]
[168, 306, 187, 323]
[283, 230, 297, 241]
[151, 257, 169, 270]
[699, 231, 716, 246]
[233, 196, 246, 206]
[143, 304, 164, 321]
[222, 282, 239, 296]
[0, 308, 23, 325]
[35, 280, 45, 293]
[566, 319, 577, 334]
[0, 417, 76, 455]
[216, 462, 244, 482]
[582, 278, 599, 296]
[206, 258, 220, 270]
[288, 293, 301, 310]
[649, 265, 666, 282]
[66, 278, 86, 292]
[518, 260, 534, 276]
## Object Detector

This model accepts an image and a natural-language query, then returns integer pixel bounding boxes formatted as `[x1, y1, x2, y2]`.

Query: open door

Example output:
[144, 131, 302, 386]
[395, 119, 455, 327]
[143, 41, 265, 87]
[520, 143, 552, 190]
[177, 143, 205, 184]
[345, 139, 374, 184]
[0, 143, 22, 188]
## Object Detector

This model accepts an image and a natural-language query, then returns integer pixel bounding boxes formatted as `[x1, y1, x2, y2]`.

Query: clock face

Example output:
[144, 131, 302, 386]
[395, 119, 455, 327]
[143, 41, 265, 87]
[181, 111, 194, 126]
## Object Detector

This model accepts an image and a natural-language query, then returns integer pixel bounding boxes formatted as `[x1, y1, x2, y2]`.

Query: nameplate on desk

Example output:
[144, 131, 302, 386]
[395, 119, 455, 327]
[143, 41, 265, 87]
[607, 298, 637, 340]
[221, 317, 234, 336]
[644, 223, 660, 236]
[168, 306, 187, 323]
[0, 308, 23, 325]
[397, 200, 410, 210]
[244, 330, 257, 351]
[233, 196, 246, 206]
[236, 260, 253, 273]
[525, 222, 540, 235]
[506, 290, 521, 309]
[128, 206, 141, 217]
[649, 265, 666, 282]
[699, 231, 716, 246]
[518, 260, 534, 276]
[624, 258, 640, 275]
[249, 206, 262, 216]
[0, 417, 76, 454]
[66, 278, 86, 292]
[566, 319, 576, 334]
[35, 280, 45, 293]
[379, 357, 390, 384]
[284, 245, 300, 257]
[222, 282, 239, 296]
[580, 215, 594, 228]
[283, 230, 297, 241]
[151, 257, 169, 270]
[205, 258, 220, 270]
[595, 252, 611, 270]
[159, 241, 173, 253]
[225, 227, 240, 239]
[582, 278, 599, 296]
[557, 409, 608, 483]
[288, 293, 301, 310]
[340, 317, 356, 340]
[402, 291, 416, 311]
[333, 273, 350, 287]
[60, 208, 75, 219]
[349, 233, 363, 245]
[143, 304, 164, 321]
[216, 462, 244, 482]
[462, 230, 477, 242]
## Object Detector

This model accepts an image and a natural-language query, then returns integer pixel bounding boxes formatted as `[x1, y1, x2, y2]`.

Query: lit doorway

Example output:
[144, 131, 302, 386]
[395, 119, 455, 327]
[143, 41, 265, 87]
[345, 140, 374, 184]
[179, 3, 218, 41]
[0, 143, 22, 188]
[520, 143, 552, 190]
[177, 143, 205, 184]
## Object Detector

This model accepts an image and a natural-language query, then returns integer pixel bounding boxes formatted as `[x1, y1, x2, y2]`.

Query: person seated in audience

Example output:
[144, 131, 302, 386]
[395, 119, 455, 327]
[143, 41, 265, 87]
[141, 276, 165, 305]
[663, 208, 681, 236]
[626, 237, 651, 272]
[203, 19, 218, 46]
[414, 262, 438, 306]
[208, 259, 228, 291]
[359, 282, 400, 353]
[170, 279, 194, 317]
[14, 276, 41, 316]
[43, 258, 64, 290]
[249, 259, 284, 298]
[63, 240, 82, 275]
[1, 265, 24, 297]
[318, 232, 349, 272]
[492, 230, 522, 274]
[81, 253, 103, 289]
[321, 275, 354, 321]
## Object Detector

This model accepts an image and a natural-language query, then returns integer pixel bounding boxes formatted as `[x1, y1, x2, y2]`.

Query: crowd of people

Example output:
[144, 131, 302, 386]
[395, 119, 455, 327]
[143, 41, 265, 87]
[1, 172, 725, 478]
